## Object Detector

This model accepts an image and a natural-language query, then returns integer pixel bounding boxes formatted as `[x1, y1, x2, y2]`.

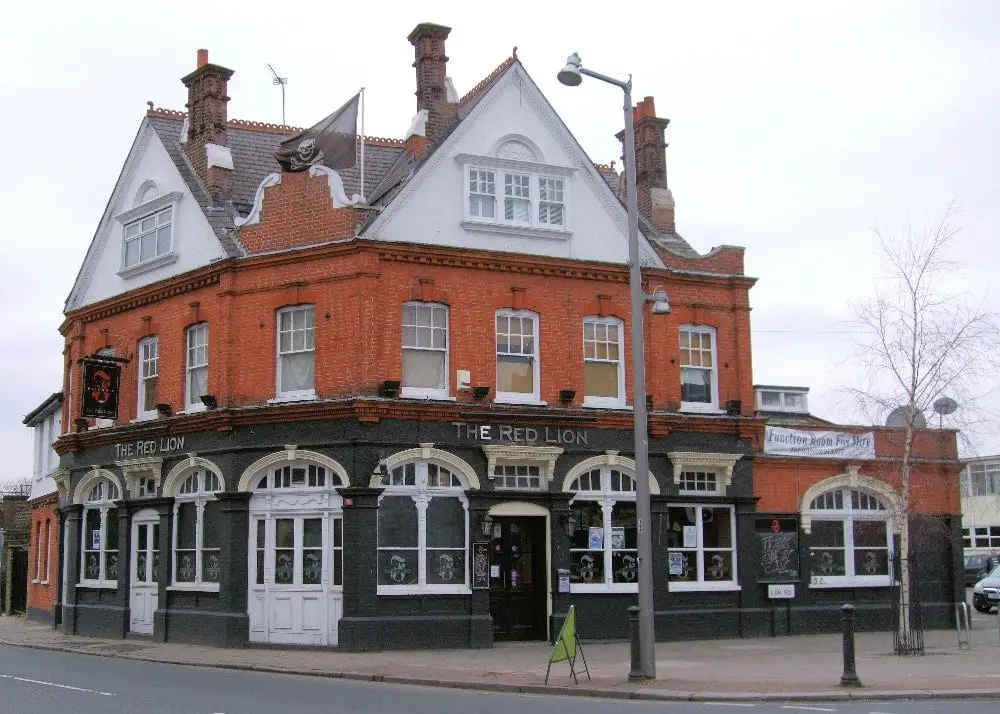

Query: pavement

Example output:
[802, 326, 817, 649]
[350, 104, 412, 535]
[2, 611, 1000, 702]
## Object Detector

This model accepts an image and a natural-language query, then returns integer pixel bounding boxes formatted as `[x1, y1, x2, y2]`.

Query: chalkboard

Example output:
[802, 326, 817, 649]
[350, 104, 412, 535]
[472, 542, 489, 590]
[754, 518, 799, 583]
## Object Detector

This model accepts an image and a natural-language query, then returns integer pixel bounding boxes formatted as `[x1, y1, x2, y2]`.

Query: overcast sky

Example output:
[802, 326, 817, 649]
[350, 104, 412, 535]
[2, 1, 998, 479]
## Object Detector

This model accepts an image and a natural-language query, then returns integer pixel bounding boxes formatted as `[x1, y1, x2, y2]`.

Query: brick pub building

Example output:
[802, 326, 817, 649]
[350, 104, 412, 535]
[42, 23, 962, 649]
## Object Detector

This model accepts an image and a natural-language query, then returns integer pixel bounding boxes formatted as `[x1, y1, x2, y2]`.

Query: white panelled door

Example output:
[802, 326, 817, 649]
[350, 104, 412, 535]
[129, 510, 159, 634]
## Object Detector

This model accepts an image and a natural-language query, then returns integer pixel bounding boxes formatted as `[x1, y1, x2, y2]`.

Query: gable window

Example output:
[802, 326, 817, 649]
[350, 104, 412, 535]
[376, 460, 470, 594]
[538, 177, 565, 225]
[504, 173, 531, 222]
[81, 478, 120, 587]
[567, 466, 638, 592]
[469, 169, 496, 218]
[123, 207, 172, 269]
[185, 324, 208, 410]
[172, 469, 222, 588]
[666, 505, 738, 590]
[276, 306, 315, 399]
[808, 487, 891, 587]
[137, 336, 159, 420]
[583, 317, 624, 407]
[402, 303, 449, 398]
[679, 325, 718, 412]
[496, 310, 540, 403]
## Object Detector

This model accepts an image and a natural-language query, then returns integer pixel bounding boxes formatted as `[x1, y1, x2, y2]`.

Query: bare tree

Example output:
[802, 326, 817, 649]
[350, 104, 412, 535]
[843, 203, 1000, 652]
[0, 477, 31, 497]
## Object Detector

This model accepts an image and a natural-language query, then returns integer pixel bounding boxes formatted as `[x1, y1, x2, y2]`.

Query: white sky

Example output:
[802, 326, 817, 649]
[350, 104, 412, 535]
[3, 0, 998, 479]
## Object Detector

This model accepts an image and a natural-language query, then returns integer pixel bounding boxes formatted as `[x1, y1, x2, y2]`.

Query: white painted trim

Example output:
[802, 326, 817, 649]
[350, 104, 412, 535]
[667, 451, 743, 490]
[73, 468, 122, 505]
[486, 501, 552, 640]
[561, 452, 660, 495]
[582, 315, 626, 407]
[234, 172, 282, 227]
[238, 447, 351, 492]
[495, 308, 541, 403]
[668, 582, 742, 593]
[482, 445, 563, 484]
[455, 153, 575, 177]
[679, 324, 721, 413]
[162, 455, 226, 496]
[114, 191, 183, 226]
[459, 219, 572, 241]
[308, 165, 363, 208]
[379, 444, 481, 490]
[486, 134, 545, 162]
[205, 143, 234, 171]
[800, 473, 900, 534]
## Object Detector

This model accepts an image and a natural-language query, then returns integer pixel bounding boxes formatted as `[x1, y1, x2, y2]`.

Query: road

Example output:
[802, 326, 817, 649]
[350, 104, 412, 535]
[2, 644, 998, 714]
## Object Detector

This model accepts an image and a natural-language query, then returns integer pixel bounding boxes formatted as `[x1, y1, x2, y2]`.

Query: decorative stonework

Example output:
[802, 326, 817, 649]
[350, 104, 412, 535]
[799, 473, 901, 535]
[561, 451, 660, 495]
[376, 443, 481, 490]
[667, 451, 743, 490]
[115, 456, 164, 498]
[161, 454, 225, 496]
[234, 172, 281, 227]
[481, 444, 563, 483]
[237, 447, 351, 491]
[307, 165, 363, 208]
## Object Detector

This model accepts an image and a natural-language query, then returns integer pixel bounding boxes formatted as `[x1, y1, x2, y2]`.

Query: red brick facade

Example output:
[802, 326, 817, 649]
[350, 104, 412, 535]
[26, 495, 59, 617]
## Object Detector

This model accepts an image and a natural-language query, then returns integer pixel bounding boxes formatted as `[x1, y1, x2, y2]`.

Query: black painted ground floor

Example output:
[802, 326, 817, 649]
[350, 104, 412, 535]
[50, 413, 964, 649]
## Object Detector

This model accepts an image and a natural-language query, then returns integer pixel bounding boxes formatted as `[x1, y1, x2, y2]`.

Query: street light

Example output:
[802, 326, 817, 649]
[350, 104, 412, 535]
[558, 51, 657, 680]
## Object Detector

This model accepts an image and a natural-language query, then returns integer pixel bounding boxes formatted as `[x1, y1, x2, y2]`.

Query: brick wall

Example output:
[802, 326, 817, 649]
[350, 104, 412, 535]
[27, 497, 59, 615]
[60, 241, 755, 423]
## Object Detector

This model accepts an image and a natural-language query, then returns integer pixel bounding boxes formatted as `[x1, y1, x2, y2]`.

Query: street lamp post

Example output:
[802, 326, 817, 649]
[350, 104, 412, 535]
[558, 52, 657, 680]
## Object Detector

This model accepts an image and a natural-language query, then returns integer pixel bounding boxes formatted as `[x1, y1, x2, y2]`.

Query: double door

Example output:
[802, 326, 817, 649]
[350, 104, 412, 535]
[488, 517, 546, 641]
[248, 513, 343, 645]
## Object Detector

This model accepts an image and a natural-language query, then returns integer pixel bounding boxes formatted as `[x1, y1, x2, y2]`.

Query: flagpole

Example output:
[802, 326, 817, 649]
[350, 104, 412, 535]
[358, 87, 366, 202]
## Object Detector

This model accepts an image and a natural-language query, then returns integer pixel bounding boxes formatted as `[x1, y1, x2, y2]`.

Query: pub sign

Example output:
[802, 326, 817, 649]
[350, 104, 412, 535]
[81, 359, 121, 419]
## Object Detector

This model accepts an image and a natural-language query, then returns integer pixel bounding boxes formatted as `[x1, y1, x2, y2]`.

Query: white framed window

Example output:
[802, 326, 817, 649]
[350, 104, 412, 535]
[137, 337, 159, 420]
[666, 505, 738, 591]
[185, 324, 208, 410]
[33, 521, 43, 581]
[172, 469, 222, 589]
[492, 464, 543, 490]
[460, 156, 572, 237]
[376, 460, 470, 594]
[963, 461, 1000, 496]
[678, 471, 720, 495]
[807, 487, 892, 588]
[496, 310, 540, 403]
[276, 305, 315, 399]
[80, 478, 121, 587]
[123, 207, 172, 269]
[583, 317, 625, 407]
[401, 302, 449, 398]
[43, 518, 51, 583]
[679, 325, 719, 412]
[756, 388, 808, 413]
[567, 467, 638, 592]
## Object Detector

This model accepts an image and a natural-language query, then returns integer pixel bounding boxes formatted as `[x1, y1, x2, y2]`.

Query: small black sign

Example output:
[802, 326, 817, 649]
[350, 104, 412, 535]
[81, 360, 121, 420]
[472, 542, 489, 590]
[754, 517, 799, 583]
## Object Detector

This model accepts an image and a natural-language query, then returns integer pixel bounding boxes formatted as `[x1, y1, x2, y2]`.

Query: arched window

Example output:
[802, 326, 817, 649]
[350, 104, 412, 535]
[172, 469, 223, 587]
[81, 477, 120, 586]
[807, 487, 892, 586]
[254, 461, 342, 490]
[567, 466, 638, 591]
[377, 460, 469, 593]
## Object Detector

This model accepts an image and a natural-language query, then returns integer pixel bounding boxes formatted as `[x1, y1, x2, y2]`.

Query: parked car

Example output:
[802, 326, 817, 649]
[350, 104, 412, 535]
[972, 564, 1000, 613]
[964, 554, 998, 587]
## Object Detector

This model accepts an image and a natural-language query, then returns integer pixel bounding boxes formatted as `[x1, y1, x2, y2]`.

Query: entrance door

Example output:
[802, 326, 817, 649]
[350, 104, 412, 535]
[129, 512, 159, 634]
[489, 517, 546, 641]
[248, 515, 343, 646]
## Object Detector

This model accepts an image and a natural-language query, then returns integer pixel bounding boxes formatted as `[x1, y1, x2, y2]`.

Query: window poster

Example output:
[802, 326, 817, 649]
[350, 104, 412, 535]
[472, 542, 489, 589]
[668, 552, 685, 576]
[588, 526, 604, 550]
[610, 527, 625, 549]
[92, 530, 101, 550]
[682, 525, 697, 549]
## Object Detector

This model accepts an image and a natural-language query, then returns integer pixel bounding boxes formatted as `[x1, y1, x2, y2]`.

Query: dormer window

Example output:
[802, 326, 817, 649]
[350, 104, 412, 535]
[755, 387, 809, 413]
[114, 190, 183, 278]
[457, 137, 574, 239]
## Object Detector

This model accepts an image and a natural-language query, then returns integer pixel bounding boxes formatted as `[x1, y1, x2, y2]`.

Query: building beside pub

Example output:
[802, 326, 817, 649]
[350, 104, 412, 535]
[960, 455, 1000, 556]
[41, 23, 963, 650]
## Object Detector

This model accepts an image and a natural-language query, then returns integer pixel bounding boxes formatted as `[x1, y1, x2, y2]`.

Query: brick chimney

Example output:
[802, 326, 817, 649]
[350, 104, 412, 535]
[181, 49, 235, 204]
[617, 96, 675, 234]
[407, 23, 457, 143]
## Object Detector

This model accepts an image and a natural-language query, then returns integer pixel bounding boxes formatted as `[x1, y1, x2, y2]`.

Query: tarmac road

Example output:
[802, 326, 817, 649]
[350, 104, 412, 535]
[2, 644, 999, 714]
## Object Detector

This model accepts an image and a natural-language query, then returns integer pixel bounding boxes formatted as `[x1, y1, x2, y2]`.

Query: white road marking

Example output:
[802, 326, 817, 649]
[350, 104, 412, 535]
[780, 707, 836, 713]
[701, 703, 756, 707]
[0, 673, 115, 696]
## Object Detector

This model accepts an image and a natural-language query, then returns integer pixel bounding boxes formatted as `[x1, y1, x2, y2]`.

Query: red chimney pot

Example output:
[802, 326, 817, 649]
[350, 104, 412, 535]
[197, 49, 209, 68]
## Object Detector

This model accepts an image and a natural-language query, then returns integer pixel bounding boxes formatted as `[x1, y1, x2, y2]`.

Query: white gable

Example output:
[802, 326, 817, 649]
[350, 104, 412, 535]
[365, 63, 663, 268]
[66, 119, 230, 312]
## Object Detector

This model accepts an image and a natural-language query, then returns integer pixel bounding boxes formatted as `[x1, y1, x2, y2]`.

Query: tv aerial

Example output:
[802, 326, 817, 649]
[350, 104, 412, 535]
[268, 64, 288, 126]
[932, 396, 959, 428]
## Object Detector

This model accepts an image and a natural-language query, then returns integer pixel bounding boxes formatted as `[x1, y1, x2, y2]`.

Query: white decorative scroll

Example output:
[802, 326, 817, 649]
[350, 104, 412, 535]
[308, 164, 364, 208]
[235, 173, 282, 227]
[405, 109, 428, 139]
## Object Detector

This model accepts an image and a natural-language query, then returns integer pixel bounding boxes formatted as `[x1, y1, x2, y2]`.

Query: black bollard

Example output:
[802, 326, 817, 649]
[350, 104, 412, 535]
[627, 605, 644, 681]
[840, 603, 861, 686]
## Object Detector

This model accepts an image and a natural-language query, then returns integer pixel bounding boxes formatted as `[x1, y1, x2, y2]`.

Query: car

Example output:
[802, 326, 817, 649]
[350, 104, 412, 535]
[972, 564, 1000, 613]
[964, 554, 998, 587]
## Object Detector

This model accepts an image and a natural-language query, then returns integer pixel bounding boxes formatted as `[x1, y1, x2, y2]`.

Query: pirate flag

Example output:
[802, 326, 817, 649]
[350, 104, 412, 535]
[81, 359, 121, 420]
[274, 93, 360, 172]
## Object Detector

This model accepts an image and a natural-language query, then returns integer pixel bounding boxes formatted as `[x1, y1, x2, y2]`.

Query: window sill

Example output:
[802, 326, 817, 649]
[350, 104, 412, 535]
[117, 251, 179, 279]
[460, 218, 572, 241]
[178, 403, 207, 414]
[131, 413, 158, 424]
[167, 583, 221, 593]
[40, 581, 49, 586]
[570, 583, 639, 594]
[31, 578, 40, 584]
[494, 396, 547, 406]
[400, 389, 455, 401]
[77, 582, 117, 590]
[669, 582, 741, 593]
[679, 403, 726, 415]
[581, 399, 629, 410]
[377, 586, 471, 596]
[809, 577, 893, 589]
[268, 391, 317, 404]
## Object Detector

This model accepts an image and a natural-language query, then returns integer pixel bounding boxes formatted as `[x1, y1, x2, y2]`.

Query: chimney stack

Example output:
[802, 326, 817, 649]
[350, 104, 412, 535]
[408, 23, 456, 143]
[181, 49, 235, 204]
[618, 96, 675, 234]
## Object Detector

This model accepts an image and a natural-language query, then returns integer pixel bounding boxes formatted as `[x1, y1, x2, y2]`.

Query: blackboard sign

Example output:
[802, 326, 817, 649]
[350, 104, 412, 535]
[754, 518, 799, 583]
[472, 542, 489, 590]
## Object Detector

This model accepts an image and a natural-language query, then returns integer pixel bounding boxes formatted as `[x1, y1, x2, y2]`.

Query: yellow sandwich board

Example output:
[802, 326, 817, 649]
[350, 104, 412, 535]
[545, 605, 590, 684]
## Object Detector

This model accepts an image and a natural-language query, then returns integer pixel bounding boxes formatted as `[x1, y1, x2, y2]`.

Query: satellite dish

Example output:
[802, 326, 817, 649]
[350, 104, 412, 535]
[933, 397, 958, 416]
[885, 405, 927, 429]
